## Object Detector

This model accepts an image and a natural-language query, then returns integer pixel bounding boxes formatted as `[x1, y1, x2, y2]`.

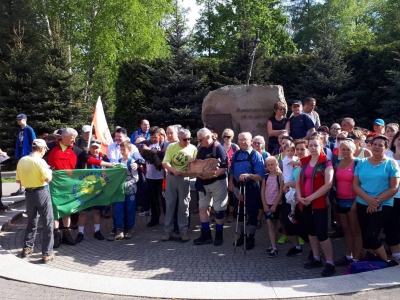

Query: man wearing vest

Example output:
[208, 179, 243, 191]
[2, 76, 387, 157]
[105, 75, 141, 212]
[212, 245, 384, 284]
[228, 132, 264, 250]
[193, 128, 228, 246]
[162, 129, 197, 242]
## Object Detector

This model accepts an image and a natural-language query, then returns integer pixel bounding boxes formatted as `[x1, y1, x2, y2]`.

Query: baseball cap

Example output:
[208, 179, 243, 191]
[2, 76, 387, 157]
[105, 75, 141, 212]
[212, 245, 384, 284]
[16, 113, 27, 120]
[373, 119, 385, 126]
[90, 139, 101, 148]
[317, 126, 329, 134]
[292, 100, 302, 106]
[32, 139, 49, 150]
[82, 125, 91, 133]
[53, 129, 63, 136]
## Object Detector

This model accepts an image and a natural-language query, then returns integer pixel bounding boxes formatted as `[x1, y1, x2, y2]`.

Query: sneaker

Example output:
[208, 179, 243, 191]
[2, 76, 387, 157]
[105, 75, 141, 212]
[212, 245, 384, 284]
[304, 258, 323, 269]
[193, 229, 213, 245]
[278, 235, 289, 244]
[107, 230, 124, 241]
[10, 188, 25, 196]
[139, 210, 151, 217]
[21, 247, 34, 258]
[266, 246, 273, 254]
[42, 253, 55, 264]
[94, 230, 105, 240]
[298, 237, 305, 246]
[181, 232, 190, 242]
[288, 214, 298, 224]
[124, 228, 134, 239]
[321, 263, 336, 276]
[161, 232, 181, 241]
[286, 246, 303, 257]
[335, 256, 353, 266]
[257, 220, 262, 229]
[75, 232, 84, 243]
[53, 229, 61, 249]
[268, 248, 278, 258]
[226, 214, 234, 223]
[61, 229, 76, 246]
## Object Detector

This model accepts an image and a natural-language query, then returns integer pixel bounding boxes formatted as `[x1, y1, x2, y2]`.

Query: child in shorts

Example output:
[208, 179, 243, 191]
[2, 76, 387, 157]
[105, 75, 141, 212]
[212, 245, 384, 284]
[261, 156, 283, 258]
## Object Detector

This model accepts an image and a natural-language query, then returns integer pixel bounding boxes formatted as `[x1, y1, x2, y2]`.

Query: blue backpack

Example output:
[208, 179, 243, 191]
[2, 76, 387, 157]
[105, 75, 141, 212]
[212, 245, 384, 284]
[344, 261, 388, 274]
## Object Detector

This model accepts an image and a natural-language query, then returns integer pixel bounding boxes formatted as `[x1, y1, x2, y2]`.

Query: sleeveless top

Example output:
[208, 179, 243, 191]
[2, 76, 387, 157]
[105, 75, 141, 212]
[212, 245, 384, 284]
[357, 148, 367, 159]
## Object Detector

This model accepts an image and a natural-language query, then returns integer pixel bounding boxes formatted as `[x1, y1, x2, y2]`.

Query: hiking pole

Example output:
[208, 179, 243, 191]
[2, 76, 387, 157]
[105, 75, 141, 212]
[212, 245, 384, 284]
[234, 181, 242, 252]
[243, 182, 247, 256]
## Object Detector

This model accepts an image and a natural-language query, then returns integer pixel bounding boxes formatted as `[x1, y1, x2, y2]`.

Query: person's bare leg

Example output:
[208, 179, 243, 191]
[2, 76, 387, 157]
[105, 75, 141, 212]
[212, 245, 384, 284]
[320, 238, 333, 261]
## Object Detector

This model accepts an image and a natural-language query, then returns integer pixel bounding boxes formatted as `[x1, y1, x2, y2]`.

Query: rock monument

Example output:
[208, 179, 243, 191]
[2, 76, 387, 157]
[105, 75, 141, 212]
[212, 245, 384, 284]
[201, 85, 286, 145]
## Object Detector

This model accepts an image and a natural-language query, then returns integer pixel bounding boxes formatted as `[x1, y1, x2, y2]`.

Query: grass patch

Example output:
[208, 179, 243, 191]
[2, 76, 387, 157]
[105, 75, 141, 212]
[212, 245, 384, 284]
[2, 177, 16, 183]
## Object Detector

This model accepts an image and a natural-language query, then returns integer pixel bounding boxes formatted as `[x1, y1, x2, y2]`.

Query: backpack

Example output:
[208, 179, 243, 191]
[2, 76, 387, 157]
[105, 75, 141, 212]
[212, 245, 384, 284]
[344, 261, 388, 275]
[232, 149, 256, 173]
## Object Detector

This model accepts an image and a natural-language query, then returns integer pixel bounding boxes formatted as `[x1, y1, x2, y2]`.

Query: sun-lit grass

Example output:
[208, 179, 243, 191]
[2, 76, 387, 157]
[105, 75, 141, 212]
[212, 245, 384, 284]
[1, 177, 16, 183]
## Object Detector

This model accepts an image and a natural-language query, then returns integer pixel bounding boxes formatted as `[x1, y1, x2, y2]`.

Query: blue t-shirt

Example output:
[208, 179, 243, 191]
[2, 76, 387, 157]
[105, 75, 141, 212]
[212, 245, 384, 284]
[354, 158, 400, 206]
[229, 147, 265, 180]
[289, 113, 315, 139]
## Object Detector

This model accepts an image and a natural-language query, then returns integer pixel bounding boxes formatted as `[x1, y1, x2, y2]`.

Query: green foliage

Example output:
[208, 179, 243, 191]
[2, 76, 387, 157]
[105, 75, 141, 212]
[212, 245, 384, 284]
[194, 0, 295, 58]
[375, 0, 400, 45]
[379, 56, 400, 123]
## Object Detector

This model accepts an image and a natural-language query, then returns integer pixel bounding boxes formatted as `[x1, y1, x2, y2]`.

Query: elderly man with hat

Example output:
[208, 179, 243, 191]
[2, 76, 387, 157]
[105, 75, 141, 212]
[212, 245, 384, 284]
[17, 139, 54, 263]
[12, 113, 37, 196]
[75, 139, 115, 243]
[75, 125, 92, 152]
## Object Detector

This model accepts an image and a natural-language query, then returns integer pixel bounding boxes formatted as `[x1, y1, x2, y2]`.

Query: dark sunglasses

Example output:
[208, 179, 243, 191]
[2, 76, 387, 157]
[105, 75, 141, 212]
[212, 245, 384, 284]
[181, 138, 192, 142]
[365, 140, 373, 144]
[278, 108, 286, 111]
[331, 127, 341, 131]
[253, 142, 262, 145]
[223, 136, 231, 139]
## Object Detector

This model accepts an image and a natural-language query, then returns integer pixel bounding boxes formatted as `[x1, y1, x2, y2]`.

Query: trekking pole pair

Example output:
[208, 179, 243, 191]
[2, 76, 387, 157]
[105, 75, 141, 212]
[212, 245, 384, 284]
[234, 181, 246, 255]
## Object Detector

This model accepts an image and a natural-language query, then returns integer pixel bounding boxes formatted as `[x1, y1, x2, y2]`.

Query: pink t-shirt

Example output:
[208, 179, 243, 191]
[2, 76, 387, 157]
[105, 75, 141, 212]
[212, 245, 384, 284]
[264, 174, 280, 205]
[335, 163, 356, 199]
[303, 161, 333, 197]
[226, 146, 235, 167]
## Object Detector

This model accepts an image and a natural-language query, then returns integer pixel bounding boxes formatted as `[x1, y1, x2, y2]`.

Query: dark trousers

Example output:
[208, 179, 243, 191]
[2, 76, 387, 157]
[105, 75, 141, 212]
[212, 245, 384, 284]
[147, 178, 163, 223]
[384, 198, 400, 246]
[236, 183, 260, 227]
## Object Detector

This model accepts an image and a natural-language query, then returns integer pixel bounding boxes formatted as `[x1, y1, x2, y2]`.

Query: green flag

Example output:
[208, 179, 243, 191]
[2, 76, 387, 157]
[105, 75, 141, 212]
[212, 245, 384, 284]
[50, 165, 126, 219]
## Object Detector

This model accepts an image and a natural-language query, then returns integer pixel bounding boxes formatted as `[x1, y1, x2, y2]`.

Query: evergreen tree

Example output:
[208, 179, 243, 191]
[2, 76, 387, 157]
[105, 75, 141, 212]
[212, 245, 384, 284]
[379, 56, 400, 123]
[295, 26, 357, 125]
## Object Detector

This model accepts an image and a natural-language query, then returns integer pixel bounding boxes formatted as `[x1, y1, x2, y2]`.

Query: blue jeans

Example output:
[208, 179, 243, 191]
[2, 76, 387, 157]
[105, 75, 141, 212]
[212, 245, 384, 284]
[113, 193, 136, 230]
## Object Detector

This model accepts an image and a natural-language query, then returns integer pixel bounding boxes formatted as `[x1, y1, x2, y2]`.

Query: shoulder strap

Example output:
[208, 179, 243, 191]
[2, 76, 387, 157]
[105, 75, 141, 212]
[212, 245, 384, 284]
[212, 141, 220, 158]
[248, 149, 255, 172]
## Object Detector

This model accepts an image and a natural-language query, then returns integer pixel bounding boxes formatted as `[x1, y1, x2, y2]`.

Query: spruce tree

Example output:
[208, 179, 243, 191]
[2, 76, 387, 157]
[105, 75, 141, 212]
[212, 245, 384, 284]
[378, 56, 400, 123]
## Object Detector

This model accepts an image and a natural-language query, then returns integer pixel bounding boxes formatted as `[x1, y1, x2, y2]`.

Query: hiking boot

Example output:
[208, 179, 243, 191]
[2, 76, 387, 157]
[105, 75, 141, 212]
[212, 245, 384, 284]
[61, 229, 76, 246]
[161, 232, 181, 241]
[124, 228, 134, 239]
[42, 253, 55, 264]
[181, 232, 190, 242]
[321, 264, 336, 277]
[75, 232, 84, 243]
[214, 230, 223, 246]
[304, 258, 323, 269]
[193, 229, 213, 245]
[53, 229, 61, 249]
[246, 236, 255, 250]
[233, 233, 245, 247]
[21, 247, 34, 258]
[335, 256, 353, 266]
[11, 188, 25, 196]
[286, 246, 303, 257]
[94, 230, 105, 240]
[107, 230, 124, 241]
[278, 235, 289, 244]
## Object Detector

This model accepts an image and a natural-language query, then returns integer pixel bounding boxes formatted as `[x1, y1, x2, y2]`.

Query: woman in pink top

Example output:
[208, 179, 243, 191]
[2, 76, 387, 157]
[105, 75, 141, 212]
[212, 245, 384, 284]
[334, 139, 362, 266]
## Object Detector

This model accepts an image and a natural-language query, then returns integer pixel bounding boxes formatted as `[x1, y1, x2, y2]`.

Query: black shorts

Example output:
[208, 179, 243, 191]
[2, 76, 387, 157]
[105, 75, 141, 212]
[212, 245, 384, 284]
[336, 198, 355, 214]
[265, 204, 282, 220]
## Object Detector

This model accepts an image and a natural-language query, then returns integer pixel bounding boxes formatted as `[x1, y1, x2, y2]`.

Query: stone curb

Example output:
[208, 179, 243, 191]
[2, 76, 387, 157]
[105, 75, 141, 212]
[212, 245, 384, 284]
[0, 246, 399, 299]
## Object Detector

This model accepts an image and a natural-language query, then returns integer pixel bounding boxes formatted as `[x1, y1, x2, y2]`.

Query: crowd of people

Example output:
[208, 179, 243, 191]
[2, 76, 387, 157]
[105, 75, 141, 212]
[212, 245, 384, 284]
[6, 97, 400, 278]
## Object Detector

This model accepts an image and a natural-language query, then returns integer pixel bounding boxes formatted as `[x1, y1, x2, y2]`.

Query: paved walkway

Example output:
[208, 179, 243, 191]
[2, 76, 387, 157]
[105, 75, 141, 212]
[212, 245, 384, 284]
[1, 210, 347, 282]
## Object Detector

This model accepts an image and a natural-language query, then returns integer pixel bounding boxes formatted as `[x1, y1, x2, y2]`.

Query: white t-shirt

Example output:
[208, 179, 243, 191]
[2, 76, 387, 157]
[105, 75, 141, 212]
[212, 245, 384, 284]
[146, 143, 164, 180]
[283, 155, 298, 183]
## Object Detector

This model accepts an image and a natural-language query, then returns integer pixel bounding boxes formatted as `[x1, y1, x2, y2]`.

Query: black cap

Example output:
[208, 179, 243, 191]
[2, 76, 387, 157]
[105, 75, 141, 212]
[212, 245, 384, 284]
[292, 101, 302, 106]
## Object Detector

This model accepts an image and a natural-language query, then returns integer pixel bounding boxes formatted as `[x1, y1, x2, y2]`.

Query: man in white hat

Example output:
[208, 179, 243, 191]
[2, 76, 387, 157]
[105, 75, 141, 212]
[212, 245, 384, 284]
[75, 125, 92, 152]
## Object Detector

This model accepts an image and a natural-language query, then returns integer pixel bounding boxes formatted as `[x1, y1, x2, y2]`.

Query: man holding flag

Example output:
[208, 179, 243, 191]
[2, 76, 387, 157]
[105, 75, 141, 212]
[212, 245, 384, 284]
[47, 128, 116, 248]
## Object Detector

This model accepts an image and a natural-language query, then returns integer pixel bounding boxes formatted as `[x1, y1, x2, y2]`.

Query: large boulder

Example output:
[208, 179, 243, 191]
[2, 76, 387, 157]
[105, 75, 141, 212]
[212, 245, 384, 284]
[201, 85, 286, 144]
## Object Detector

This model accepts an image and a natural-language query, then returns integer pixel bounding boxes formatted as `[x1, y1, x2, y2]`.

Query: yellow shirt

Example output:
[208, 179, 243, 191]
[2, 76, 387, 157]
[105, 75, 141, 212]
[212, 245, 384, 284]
[162, 142, 197, 172]
[16, 155, 50, 188]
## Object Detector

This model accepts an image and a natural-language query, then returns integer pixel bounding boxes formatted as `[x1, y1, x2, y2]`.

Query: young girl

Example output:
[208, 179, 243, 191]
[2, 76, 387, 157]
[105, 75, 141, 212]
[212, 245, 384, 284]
[261, 156, 283, 258]
[282, 143, 300, 223]
[107, 140, 139, 241]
